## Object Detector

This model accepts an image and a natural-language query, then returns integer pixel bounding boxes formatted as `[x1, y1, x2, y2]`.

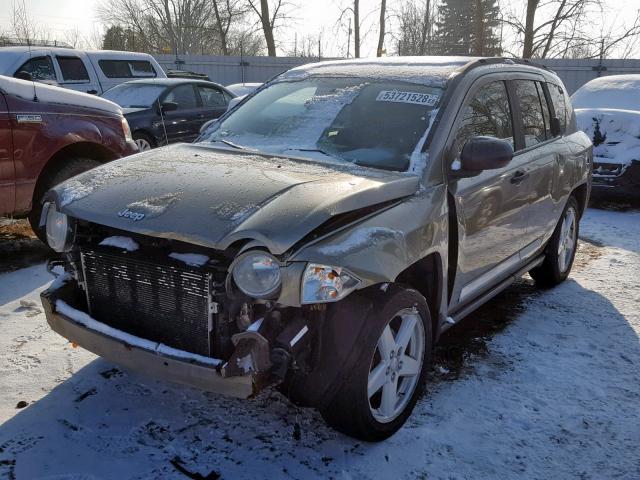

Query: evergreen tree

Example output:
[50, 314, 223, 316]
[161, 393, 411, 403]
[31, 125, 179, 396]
[434, 0, 502, 56]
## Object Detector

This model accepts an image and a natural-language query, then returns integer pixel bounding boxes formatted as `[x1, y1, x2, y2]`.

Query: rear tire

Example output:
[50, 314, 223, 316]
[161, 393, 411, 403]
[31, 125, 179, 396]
[529, 196, 580, 287]
[29, 157, 101, 243]
[320, 285, 432, 441]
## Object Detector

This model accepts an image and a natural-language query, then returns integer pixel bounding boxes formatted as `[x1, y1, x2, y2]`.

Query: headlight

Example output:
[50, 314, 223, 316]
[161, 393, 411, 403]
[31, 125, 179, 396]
[45, 203, 73, 252]
[301, 264, 360, 304]
[121, 117, 133, 142]
[231, 251, 281, 298]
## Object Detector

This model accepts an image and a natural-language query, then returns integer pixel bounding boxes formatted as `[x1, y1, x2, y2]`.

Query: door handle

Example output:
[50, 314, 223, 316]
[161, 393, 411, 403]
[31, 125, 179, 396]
[510, 170, 529, 184]
[86, 89, 98, 94]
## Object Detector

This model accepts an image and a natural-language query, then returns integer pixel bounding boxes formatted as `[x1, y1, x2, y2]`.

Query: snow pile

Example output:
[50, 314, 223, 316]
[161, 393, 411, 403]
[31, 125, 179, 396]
[55, 300, 221, 366]
[99, 236, 139, 252]
[575, 108, 640, 166]
[169, 253, 209, 267]
[318, 227, 404, 256]
[0, 74, 122, 114]
[571, 74, 640, 111]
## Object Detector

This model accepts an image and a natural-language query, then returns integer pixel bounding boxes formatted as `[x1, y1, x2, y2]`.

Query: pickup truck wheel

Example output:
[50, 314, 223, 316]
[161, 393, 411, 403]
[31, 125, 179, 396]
[529, 196, 579, 287]
[29, 157, 101, 243]
[133, 132, 154, 151]
[320, 286, 432, 441]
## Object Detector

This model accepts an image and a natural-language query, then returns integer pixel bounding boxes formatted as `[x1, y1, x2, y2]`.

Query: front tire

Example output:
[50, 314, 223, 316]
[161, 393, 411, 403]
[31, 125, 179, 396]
[320, 285, 432, 441]
[133, 132, 155, 151]
[530, 196, 580, 287]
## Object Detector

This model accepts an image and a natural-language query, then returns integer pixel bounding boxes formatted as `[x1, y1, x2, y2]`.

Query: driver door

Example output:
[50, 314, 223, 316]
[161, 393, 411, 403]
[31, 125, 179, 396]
[448, 79, 532, 306]
[161, 84, 202, 143]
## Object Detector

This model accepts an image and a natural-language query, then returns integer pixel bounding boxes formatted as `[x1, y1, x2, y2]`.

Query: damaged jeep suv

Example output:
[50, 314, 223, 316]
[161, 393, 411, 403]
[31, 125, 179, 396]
[40, 57, 592, 441]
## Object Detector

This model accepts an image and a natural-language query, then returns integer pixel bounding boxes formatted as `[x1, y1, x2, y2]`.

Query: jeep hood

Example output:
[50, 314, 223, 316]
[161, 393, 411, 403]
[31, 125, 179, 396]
[51, 144, 420, 254]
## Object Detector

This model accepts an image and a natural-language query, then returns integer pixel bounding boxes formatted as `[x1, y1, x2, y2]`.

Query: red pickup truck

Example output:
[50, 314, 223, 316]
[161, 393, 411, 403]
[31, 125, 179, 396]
[0, 74, 137, 237]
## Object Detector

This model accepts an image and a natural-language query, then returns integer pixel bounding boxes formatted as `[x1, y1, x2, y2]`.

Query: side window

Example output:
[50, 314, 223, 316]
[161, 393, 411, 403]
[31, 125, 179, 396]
[164, 85, 198, 110]
[547, 83, 567, 134]
[513, 80, 546, 148]
[454, 80, 514, 156]
[15, 56, 56, 81]
[197, 86, 227, 108]
[536, 82, 553, 139]
[57, 56, 90, 82]
[98, 60, 157, 79]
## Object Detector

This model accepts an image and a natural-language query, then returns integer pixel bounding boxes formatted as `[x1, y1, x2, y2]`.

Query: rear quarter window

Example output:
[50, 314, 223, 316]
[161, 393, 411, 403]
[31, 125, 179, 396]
[57, 56, 90, 82]
[547, 83, 567, 134]
[98, 60, 157, 79]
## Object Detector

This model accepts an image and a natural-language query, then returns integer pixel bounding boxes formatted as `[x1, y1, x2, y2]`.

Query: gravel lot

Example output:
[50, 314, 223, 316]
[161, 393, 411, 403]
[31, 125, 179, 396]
[0, 207, 638, 480]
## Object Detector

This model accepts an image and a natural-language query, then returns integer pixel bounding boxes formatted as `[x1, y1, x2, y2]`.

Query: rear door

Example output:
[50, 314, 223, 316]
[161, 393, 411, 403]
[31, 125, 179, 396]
[0, 92, 15, 215]
[195, 84, 230, 128]
[161, 84, 202, 143]
[53, 53, 101, 95]
[448, 78, 531, 306]
[509, 78, 564, 257]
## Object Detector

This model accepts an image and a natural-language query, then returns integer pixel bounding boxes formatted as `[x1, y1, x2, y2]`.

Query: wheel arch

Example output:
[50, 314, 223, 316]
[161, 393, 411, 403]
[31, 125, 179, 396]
[31, 141, 116, 207]
[394, 251, 444, 343]
[571, 181, 589, 218]
[132, 129, 157, 147]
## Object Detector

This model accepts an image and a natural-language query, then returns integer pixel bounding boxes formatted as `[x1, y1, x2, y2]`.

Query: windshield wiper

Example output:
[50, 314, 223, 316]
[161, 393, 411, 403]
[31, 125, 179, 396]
[286, 147, 349, 163]
[211, 138, 248, 150]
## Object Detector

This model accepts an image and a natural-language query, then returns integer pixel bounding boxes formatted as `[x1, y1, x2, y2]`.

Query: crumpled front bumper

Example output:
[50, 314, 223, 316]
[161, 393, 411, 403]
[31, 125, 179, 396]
[41, 281, 254, 398]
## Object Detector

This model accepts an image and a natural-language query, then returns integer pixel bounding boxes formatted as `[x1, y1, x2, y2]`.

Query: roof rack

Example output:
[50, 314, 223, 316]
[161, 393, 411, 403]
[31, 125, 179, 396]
[0, 37, 73, 48]
[461, 56, 553, 73]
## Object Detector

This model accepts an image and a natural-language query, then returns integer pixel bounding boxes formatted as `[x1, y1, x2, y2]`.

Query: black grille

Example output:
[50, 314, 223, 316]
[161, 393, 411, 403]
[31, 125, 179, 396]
[81, 248, 212, 356]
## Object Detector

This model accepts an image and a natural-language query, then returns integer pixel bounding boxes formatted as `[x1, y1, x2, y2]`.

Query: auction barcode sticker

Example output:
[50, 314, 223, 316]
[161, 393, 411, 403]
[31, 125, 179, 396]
[376, 90, 439, 106]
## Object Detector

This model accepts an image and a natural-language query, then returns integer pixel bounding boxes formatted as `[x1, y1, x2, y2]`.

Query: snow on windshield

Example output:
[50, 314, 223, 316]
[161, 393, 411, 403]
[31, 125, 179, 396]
[102, 83, 165, 108]
[575, 109, 640, 166]
[203, 78, 443, 173]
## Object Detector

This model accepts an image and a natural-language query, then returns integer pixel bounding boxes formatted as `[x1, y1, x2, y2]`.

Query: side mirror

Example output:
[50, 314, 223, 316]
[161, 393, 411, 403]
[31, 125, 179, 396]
[550, 116, 562, 137]
[160, 101, 178, 113]
[15, 70, 33, 82]
[458, 136, 514, 172]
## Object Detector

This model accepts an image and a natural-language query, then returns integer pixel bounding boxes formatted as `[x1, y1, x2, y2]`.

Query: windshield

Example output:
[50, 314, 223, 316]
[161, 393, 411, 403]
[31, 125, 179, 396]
[200, 77, 443, 171]
[102, 83, 165, 108]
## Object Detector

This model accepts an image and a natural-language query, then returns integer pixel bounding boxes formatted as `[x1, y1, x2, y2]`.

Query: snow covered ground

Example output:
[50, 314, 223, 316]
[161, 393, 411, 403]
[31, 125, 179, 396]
[0, 208, 638, 479]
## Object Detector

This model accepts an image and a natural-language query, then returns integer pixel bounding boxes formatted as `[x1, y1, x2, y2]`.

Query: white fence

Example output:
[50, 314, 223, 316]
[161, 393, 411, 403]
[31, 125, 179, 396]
[154, 54, 640, 94]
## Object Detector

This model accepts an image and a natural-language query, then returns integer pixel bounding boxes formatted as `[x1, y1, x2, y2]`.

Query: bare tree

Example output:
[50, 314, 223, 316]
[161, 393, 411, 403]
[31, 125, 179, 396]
[247, 0, 292, 56]
[376, 0, 386, 56]
[213, 0, 247, 56]
[506, 0, 640, 59]
[522, 0, 539, 58]
[394, 0, 437, 56]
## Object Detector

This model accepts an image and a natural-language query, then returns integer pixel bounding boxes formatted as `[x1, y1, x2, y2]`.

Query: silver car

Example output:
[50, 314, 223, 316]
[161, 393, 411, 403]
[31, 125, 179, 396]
[40, 57, 592, 441]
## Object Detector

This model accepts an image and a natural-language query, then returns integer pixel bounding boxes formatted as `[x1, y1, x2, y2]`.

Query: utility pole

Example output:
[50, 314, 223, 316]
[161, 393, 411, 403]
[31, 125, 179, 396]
[347, 18, 352, 58]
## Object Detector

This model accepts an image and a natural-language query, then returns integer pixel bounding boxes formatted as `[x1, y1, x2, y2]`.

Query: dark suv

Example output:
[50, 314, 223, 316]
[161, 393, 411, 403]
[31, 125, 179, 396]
[40, 57, 592, 441]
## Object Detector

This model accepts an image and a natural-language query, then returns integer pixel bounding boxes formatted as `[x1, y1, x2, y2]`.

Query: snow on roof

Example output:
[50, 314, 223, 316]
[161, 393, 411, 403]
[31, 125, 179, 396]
[571, 74, 640, 111]
[0, 74, 122, 115]
[282, 56, 477, 86]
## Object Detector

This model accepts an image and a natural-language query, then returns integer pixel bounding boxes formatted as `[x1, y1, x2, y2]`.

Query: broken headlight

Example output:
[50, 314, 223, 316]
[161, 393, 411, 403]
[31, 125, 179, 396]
[301, 264, 360, 304]
[231, 251, 282, 299]
[44, 202, 74, 252]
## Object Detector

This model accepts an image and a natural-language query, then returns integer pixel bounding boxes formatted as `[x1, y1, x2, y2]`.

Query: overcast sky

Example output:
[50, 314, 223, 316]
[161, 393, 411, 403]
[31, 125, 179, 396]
[1, 0, 639, 58]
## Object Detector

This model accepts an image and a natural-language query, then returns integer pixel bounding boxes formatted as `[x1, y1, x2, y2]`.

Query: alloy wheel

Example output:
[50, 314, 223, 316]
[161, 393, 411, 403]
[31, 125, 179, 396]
[367, 307, 425, 423]
[557, 206, 577, 273]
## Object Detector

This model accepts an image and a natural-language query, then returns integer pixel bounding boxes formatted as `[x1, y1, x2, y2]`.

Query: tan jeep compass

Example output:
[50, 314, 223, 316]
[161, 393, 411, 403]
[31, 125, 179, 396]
[39, 57, 592, 441]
